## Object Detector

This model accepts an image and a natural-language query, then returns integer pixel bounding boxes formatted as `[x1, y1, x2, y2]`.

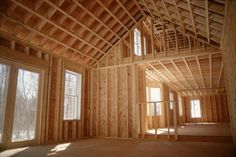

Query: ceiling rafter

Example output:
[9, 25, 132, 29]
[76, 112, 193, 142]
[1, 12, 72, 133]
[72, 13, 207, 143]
[217, 61, 223, 89]
[159, 61, 190, 92]
[0, 13, 98, 63]
[115, 0, 137, 24]
[44, 0, 112, 47]
[71, 0, 121, 40]
[173, 0, 186, 33]
[209, 54, 212, 88]
[183, 58, 200, 92]
[148, 63, 181, 92]
[196, 56, 206, 90]
[170, 60, 197, 95]
[205, 0, 210, 43]
[96, 0, 129, 32]
[11, 0, 107, 56]
[186, 0, 197, 38]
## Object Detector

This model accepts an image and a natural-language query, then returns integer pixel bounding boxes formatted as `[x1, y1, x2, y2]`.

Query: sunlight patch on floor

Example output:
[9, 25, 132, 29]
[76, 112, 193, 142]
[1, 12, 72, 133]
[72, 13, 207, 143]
[0, 147, 29, 157]
[47, 143, 71, 156]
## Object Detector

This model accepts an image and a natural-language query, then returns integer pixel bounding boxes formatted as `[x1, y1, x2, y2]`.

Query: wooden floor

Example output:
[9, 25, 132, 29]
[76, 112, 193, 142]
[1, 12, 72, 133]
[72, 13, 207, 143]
[0, 138, 235, 157]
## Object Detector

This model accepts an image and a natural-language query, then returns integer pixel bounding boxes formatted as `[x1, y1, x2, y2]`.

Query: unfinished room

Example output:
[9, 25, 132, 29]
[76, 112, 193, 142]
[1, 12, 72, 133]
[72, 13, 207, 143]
[0, 0, 236, 156]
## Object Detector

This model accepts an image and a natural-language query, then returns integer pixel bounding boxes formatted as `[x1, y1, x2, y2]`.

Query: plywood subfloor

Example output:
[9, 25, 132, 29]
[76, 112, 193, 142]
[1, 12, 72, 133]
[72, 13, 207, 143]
[146, 124, 231, 136]
[0, 138, 235, 157]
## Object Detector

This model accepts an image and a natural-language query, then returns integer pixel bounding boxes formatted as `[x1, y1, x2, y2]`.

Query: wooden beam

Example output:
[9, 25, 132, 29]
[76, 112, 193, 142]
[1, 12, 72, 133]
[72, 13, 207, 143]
[183, 58, 200, 90]
[150, 0, 164, 23]
[148, 64, 183, 92]
[0, 13, 97, 63]
[71, 0, 121, 40]
[205, 0, 210, 43]
[196, 56, 206, 89]
[12, 0, 108, 55]
[217, 61, 223, 88]
[96, 0, 129, 32]
[151, 18, 155, 58]
[97, 16, 145, 63]
[171, 60, 196, 95]
[161, 0, 175, 28]
[44, 0, 112, 47]
[209, 54, 212, 88]
[186, 0, 197, 38]
[97, 51, 221, 69]
[116, 0, 137, 24]
[159, 61, 189, 92]
[173, 0, 186, 33]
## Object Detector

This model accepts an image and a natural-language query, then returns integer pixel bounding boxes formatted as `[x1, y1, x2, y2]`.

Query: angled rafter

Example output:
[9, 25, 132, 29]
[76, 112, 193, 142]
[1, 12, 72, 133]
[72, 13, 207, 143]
[148, 64, 181, 92]
[11, 0, 107, 55]
[183, 58, 199, 89]
[170, 60, 197, 95]
[96, 0, 129, 32]
[0, 13, 97, 63]
[217, 61, 223, 88]
[115, 0, 137, 24]
[205, 0, 210, 43]
[44, 0, 112, 47]
[186, 0, 197, 38]
[196, 56, 206, 90]
[159, 61, 189, 92]
[160, 0, 175, 29]
[209, 54, 212, 88]
[71, 0, 121, 40]
[173, 0, 186, 33]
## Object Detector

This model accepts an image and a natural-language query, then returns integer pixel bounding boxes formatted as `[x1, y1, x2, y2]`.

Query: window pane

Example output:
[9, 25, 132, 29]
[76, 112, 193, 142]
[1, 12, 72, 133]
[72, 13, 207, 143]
[63, 70, 82, 120]
[0, 64, 10, 143]
[169, 92, 174, 110]
[178, 95, 183, 116]
[191, 99, 201, 118]
[143, 37, 147, 55]
[12, 69, 40, 142]
[134, 28, 141, 56]
[147, 88, 161, 115]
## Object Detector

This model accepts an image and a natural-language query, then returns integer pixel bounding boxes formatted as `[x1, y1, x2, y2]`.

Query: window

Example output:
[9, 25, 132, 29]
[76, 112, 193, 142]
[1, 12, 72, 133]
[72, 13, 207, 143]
[178, 95, 183, 116]
[169, 92, 174, 110]
[146, 87, 161, 115]
[63, 70, 82, 120]
[0, 64, 10, 142]
[134, 28, 141, 56]
[143, 37, 147, 55]
[191, 99, 201, 118]
[12, 69, 40, 142]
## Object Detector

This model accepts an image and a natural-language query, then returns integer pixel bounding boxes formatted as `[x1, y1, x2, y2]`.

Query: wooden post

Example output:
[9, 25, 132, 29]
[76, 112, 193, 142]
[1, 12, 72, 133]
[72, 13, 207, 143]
[151, 19, 155, 58]
[131, 64, 138, 138]
[141, 103, 144, 139]
[89, 70, 93, 136]
[167, 102, 170, 140]
[173, 101, 178, 140]
[154, 102, 157, 139]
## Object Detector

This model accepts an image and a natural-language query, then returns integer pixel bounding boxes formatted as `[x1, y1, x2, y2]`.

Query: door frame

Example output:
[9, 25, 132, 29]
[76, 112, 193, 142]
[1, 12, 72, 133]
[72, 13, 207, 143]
[0, 58, 45, 148]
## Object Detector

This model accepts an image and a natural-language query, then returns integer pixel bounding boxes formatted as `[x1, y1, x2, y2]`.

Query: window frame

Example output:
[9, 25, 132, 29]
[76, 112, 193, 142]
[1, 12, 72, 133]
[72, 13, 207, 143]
[61, 62, 84, 122]
[143, 36, 147, 55]
[0, 58, 44, 147]
[190, 99, 202, 118]
[146, 87, 162, 116]
[134, 28, 142, 56]
[178, 95, 183, 116]
[169, 91, 174, 110]
[63, 69, 82, 120]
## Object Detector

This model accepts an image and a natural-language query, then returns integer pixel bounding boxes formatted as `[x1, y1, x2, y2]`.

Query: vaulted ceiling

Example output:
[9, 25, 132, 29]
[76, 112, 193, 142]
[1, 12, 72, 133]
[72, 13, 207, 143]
[0, 0, 143, 67]
[138, 0, 226, 48]
[0, 0, 227, 96]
